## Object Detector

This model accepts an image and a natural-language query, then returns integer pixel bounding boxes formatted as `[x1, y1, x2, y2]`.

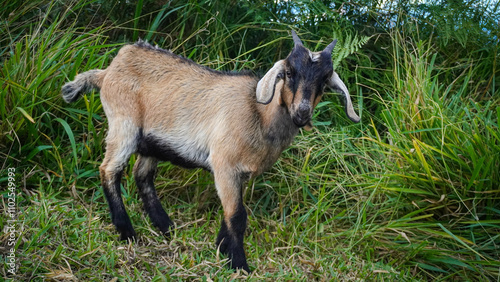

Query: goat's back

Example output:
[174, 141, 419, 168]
[101, 42, 259, 126]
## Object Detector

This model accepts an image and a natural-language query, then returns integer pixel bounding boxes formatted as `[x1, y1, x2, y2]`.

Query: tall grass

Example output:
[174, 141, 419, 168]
[358, 31, 500, 278]
[1, 0, 499, 280]
[0, 10, 117, 191]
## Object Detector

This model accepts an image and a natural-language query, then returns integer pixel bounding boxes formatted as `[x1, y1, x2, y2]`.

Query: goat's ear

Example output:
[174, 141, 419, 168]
[327, 71, 361, 123]
[256, 60, 285, 104]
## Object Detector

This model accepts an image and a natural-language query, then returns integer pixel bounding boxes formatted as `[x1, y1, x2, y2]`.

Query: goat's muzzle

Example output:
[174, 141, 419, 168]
[292, 102, 312, 127]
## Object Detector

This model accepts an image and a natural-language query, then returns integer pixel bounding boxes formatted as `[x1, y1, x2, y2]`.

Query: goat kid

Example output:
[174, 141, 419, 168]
[61, 31, 360, 272]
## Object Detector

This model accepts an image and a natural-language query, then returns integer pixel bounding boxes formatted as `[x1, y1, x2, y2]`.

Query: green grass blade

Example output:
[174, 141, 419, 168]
[55, 118, 78, 169]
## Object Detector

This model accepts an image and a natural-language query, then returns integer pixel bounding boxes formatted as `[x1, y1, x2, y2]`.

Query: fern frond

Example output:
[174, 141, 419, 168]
[331, 32, 371, 68]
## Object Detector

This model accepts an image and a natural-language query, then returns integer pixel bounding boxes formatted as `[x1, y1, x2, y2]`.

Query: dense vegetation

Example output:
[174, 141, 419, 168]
[1, 0, 499, 280]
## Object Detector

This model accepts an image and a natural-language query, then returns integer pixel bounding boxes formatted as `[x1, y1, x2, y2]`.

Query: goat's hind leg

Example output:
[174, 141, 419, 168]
[100, 121, 138, 241]
[134, 155, 174, 236]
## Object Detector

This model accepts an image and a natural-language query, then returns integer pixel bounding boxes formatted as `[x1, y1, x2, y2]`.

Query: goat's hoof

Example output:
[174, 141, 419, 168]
[159, 222, 174, 238]
[119, 230, 137, 242]
[229, 253, 250, 273]
[160, 228, 173, 239]
[232, 263, 251, 274]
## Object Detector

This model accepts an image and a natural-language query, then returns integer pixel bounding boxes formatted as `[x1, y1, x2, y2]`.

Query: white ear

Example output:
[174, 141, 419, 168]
[327, 72, 361, 123]
[256, 60, 285, 104]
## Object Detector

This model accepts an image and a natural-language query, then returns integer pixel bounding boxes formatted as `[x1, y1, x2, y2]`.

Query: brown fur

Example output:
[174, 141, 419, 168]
[97, 43, 297, 178]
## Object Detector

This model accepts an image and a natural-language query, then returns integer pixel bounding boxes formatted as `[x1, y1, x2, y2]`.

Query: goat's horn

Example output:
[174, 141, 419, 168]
[323, 39, 338, 54]
[291, 30, 303, 47]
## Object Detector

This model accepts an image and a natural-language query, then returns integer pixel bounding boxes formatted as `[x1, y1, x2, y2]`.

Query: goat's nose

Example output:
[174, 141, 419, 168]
[297, 103, 311, 118]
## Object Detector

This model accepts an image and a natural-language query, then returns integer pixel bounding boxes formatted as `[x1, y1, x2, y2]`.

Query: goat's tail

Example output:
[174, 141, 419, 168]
[62, 69, 105, 103]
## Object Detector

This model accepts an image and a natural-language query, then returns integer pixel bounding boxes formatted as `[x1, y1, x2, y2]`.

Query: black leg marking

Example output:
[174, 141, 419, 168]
[216, 204, 249, 272]
[101, 169, 136, 241]
[134, 155, 174, 236]
[216, 219, 230, 254]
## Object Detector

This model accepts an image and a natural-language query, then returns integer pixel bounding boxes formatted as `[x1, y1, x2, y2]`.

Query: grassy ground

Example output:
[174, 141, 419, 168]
[1, 0, 499, 280]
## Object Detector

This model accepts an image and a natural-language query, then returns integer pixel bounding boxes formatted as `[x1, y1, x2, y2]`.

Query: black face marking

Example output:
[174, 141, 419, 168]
[137, 129, 209, 170]
[285, 46, 333, 101]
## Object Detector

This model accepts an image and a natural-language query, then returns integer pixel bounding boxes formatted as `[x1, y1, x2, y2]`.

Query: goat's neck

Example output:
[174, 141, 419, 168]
[258, 101, 299, 148]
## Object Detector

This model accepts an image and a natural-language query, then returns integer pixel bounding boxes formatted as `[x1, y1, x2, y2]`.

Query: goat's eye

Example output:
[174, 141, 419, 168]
[286, 71, 291, 78]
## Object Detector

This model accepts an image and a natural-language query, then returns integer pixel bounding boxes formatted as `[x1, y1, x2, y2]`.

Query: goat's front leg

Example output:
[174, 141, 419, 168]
[213, 169, 249, 272]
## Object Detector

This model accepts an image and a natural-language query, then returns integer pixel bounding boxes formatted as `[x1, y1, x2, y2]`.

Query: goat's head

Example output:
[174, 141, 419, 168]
[256, 31, 360, 128]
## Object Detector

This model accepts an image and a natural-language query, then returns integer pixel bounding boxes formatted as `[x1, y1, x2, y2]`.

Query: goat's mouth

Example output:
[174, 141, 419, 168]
[292, 116, 310, 128]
